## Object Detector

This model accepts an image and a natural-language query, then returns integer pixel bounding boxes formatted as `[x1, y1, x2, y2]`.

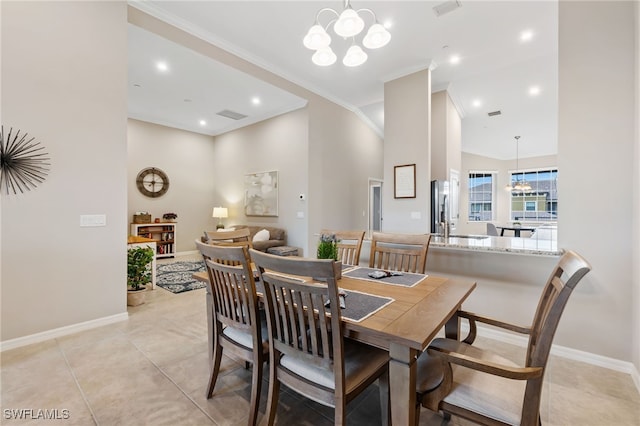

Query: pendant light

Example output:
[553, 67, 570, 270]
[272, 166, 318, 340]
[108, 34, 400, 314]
[505, 136, 532, 193]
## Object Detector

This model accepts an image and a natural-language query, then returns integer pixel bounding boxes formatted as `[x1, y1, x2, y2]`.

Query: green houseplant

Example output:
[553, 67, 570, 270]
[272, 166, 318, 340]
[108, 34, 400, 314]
[317, 233, 338, 260]
[317, 233, 342, 279]
[127, 246, 155, 306]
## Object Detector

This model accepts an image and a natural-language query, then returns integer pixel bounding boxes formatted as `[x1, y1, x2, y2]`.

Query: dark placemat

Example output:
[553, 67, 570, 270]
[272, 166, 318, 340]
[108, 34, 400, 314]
[343, 266, 427, 287]
[329, 289, 394, 323]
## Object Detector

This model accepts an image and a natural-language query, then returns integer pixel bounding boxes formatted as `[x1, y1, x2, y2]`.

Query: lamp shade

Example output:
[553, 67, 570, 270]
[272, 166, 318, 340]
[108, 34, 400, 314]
[333, 7, 365, 37]
[303, 24, 331, 50]
[212, 207, 228, 218]
[312, 46, 337, 66]
[363, 23, 391, 49]
[343, 45, 368, 67]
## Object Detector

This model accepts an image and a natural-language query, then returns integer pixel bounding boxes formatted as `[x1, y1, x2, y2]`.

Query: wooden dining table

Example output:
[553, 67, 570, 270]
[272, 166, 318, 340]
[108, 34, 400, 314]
[193, 267, 476, 426]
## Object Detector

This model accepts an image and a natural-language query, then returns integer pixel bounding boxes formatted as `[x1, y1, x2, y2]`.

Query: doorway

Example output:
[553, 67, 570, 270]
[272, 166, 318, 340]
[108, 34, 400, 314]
[368, 179, 383, 233]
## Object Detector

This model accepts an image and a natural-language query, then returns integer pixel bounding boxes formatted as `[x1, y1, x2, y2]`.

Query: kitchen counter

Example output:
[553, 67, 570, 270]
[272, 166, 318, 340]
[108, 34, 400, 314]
[430, 235, 560, 257]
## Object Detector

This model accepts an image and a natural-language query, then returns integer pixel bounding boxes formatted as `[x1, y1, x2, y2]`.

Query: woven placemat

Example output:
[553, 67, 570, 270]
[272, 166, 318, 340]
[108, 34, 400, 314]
[343, 266, 427, 287]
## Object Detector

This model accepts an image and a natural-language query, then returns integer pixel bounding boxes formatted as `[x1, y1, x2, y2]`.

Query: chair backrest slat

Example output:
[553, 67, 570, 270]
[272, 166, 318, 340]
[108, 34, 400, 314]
[369, 232, 431, 274]
[196, 241, 260, 335]
[251, 249, 343, 372]
[320, 230, 366, 266]
[520, 250, 591, 423]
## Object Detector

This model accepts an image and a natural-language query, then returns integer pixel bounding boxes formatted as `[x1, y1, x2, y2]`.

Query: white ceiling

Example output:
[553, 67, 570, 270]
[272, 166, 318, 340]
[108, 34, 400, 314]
[128, 0, 558, 160]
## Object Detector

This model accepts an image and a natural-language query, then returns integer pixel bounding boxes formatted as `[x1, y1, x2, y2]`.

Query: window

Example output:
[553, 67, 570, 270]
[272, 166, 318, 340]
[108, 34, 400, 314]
[510, 168, 558, 221]
[468, 172, 495, 221]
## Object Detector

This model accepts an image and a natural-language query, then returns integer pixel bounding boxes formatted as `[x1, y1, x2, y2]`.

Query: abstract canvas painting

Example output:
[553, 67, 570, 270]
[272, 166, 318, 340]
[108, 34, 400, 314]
[244, 170, 278, 216]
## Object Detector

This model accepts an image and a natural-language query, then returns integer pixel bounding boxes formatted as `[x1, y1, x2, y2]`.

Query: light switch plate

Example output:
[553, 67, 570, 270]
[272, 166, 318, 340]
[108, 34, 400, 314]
[80, 214, 106, 227]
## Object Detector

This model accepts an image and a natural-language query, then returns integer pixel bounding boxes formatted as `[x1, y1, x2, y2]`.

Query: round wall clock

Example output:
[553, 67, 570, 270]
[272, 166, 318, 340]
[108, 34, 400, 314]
[136, 167, 169, 198]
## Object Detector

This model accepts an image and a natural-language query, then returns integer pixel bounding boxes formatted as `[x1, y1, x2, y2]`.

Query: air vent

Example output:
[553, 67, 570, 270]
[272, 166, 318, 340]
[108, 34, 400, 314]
[216, 109, 247, 120]
[487, 110, 502, 117]
[433, 0, 462, 17]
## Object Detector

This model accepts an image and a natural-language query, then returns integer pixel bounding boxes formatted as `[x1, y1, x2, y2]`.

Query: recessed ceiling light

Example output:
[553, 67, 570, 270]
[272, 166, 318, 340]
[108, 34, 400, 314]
[449, 55, 461, 65]
[520, 30, 534, 42]
[529, 86, 541, 96]
[156, 61, 168, 72]
[199, 120, 207, 126]
[251, 97, 261, 105]
[472, 99, 482, 108]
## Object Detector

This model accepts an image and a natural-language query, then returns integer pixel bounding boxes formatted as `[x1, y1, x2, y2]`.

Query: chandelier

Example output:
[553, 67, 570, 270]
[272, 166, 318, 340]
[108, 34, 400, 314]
[303, 0, 391, 67]
[505, 136, 532, 193]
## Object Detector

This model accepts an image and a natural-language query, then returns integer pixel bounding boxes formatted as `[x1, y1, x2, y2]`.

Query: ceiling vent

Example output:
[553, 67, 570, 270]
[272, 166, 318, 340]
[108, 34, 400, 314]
[216, 109, 247, 120]
[433, 0, 462, 17]
[487, 110, 502, 117]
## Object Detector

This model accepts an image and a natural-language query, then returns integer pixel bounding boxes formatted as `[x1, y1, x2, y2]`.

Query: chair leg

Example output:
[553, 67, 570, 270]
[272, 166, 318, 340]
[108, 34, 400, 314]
[207, 341, 224, 398]
[265, 356, 280, 426]
[247, 355, 262, 426]
[334, 400, 346, 426]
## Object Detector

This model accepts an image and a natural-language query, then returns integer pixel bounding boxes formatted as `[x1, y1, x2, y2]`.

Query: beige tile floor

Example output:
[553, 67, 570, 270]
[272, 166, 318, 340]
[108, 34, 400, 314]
[1, 253, 639, 425]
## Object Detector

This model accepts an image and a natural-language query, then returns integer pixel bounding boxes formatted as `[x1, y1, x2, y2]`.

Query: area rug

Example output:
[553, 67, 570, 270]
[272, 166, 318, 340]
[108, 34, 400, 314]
[156, 261, 206, 294]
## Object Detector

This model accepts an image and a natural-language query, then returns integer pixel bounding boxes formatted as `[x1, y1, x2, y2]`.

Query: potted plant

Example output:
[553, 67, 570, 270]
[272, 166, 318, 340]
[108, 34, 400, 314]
[162, 212, 177, 222]
[317, 233, 341, 279]
[127, 246, 155, 306]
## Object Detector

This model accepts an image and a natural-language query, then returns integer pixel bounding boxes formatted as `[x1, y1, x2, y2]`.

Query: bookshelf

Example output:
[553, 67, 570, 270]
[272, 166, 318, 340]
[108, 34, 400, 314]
[130, 223, 177, 259]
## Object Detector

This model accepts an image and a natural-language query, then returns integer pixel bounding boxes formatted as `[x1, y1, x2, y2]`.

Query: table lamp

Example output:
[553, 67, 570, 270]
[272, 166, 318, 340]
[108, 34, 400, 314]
[212, 207, 228, 229]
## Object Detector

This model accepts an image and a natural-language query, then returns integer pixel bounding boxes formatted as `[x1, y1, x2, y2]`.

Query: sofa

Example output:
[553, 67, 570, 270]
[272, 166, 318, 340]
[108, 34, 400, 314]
[203, 224, 287, 252]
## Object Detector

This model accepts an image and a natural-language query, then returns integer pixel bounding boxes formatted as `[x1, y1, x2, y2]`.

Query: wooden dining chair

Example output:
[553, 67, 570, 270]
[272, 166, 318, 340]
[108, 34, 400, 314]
[320, 229, 365, 266]
[204, 228, 253, 248]
[195, 241, 267, 426]
[369, 231, 431, 274]
[415, 250, 591, 426]
[250, 249, 390, 426]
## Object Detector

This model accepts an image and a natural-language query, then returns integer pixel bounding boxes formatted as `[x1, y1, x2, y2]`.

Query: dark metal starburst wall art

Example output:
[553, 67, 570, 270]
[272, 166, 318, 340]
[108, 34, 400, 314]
[0, 126, 51, 195]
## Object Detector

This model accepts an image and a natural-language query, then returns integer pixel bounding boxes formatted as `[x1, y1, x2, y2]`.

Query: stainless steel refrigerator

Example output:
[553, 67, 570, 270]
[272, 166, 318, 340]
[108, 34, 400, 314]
[430, 180, 449, 234]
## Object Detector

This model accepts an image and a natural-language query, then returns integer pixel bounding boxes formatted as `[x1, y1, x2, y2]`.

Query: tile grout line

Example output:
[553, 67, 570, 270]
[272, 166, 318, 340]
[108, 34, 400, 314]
[127, 338, 220, 426]
[56, 339, 100, 426]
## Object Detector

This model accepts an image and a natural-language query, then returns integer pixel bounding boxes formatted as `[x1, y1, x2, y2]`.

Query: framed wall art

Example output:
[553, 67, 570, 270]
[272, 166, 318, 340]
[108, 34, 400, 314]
[244, 170, 278, 216]
[394, 164, 416, 199]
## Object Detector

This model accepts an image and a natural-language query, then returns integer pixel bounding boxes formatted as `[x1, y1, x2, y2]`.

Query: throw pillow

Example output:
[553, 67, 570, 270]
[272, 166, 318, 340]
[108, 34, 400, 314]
[253, 229, 270, 242]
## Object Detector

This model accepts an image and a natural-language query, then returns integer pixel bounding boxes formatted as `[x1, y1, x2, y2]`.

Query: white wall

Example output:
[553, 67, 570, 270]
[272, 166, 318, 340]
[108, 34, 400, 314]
[1, 2, 128, 341]
[632, 0, 640, 378]
[307, 98, 384, 254]
[383, 70, 431, 233]
[431, 90, 462, 182]
[127, 119, 216, 253]
[557, 0, 635, 361]
[212, 108, 309, 253]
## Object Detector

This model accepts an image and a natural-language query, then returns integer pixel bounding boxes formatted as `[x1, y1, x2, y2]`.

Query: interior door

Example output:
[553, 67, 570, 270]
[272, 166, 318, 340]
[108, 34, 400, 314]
[369, 179, 382, 232]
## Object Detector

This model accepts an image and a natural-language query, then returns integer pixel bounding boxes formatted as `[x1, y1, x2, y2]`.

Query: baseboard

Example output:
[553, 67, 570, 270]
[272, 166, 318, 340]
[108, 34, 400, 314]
[0, 312, 129, 352]
[632, 365, 640, 394]
[466, 323, 640, 394]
